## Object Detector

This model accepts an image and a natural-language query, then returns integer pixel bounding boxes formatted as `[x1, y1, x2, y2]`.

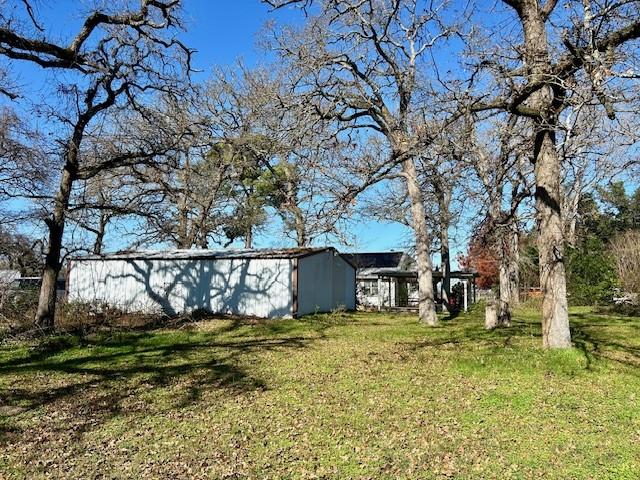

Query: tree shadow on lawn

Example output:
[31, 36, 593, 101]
[403, 310, 640, 371]
[569, 312, 640, 370]
[404, 318, 539, 350]
[0, 321, 317, 445]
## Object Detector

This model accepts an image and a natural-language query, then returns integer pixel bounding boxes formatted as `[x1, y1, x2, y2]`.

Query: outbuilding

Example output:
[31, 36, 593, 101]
[343, 251, 478, 312]
[67, 247, 356, 318]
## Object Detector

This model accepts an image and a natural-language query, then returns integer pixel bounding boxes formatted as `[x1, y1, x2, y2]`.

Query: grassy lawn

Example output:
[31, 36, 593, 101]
[0, 306, 639, 479]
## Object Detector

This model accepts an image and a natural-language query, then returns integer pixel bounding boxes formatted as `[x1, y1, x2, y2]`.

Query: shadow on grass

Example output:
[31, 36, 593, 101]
[404, 309, 640, 372]
[404, 317, 540, 350]
[0, 317, 323, 444]
[570, 312, 640, 370]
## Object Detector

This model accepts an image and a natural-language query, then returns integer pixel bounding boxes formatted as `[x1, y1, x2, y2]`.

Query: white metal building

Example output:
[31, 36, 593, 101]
[67, 247, 356, 318]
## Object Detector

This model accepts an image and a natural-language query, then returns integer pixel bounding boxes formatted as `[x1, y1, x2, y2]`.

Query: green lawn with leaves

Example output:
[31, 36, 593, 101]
[0, 306, 639, 479]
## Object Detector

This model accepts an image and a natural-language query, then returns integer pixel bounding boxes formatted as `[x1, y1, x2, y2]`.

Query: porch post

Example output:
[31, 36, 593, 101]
[473, 277, 477, 304]
[377, 276, 382, 311]
[463, 280, 468, 312]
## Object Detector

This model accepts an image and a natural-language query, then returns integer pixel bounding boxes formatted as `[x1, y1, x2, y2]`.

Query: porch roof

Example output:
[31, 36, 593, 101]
[358, 268, 478, 279]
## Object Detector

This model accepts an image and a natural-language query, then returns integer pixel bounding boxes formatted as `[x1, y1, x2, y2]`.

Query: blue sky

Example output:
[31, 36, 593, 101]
[4, 0, 469, 259]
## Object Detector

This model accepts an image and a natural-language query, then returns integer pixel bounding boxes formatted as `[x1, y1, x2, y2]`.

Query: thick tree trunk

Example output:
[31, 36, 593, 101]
[534, 128, 571, 347]
[516, 0, 572, 348]
[485, 301, 498, 330]
[402, 157, 437, 326]
[35, 165, 76, 329]
[498, 268, 511, 327]
[497, 222, 520, 326]
[507, 225, 520, 306]
[498, 253, 513, 327]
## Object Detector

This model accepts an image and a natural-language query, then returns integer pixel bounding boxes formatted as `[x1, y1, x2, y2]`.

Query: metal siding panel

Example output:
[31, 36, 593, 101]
[296, 251, 356, 315]
[297, 251, 333, 315]
[67, 258, 293, 318]
[330, 253, 356, 311]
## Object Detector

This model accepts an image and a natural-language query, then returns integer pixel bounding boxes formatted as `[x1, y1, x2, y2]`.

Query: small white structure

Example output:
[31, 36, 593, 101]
[343, 252, 417, 308]
[344, 251, 478, 311]
[67, 247, 356, 318]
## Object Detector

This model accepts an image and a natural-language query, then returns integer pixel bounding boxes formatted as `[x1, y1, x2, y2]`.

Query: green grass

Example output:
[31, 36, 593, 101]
[0, 306, 639, 479]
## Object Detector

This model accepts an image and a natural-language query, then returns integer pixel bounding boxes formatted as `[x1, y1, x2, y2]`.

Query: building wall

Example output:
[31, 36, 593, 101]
[356, 278, 420, 308]
[332, 253, 356, 311]
[297, 251, 356, 315]
[356, 278, 396, 308]
[68, 258, 294, 318]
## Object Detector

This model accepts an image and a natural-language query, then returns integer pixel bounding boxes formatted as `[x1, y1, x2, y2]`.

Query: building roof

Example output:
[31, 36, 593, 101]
[0, 270, 20, 284]
[359, 268, 479, 279]
[72, 247, 355, 265]
[342, 252, 405, 269]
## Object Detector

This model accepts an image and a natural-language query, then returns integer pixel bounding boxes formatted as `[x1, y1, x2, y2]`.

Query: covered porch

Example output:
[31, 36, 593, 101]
[360, 269, 478, 313]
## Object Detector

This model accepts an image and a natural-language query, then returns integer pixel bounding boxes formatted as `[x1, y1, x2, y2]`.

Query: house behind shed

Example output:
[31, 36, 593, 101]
[67, 247, 356, 318]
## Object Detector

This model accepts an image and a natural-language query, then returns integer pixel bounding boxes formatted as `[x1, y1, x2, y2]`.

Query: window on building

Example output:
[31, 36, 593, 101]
[360, 280, 379, 296]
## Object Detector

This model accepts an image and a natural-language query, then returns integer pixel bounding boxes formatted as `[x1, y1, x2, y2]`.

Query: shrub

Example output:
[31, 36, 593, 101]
[566, 236, 617, 306]
[609, 230, 640, 302]
[0, 285, 39, 332]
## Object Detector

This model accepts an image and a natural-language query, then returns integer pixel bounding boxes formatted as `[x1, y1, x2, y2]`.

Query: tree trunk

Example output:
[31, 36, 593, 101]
[402, 157, 437, 326]
[244, 226, 253, 249]
[485, 301, 498, 330]
[440, 234, 451, 306]
[34, 164, 76, 329]
[498, 251, 512, 327]
[534, 128, 571, 347]
[517, 0, 572, 348]
[295, 221, 307, 247]
[292, 205, 307, 247]
[507, 224, 520, 306]
[436, 185, 452, 307]
[497, 221, 520, 326]
[92, 213, 107, 255]
[176, 200, 190, 249]
[197, 233, 208, 249]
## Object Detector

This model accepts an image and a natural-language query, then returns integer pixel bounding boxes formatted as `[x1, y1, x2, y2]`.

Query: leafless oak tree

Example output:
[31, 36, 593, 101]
[469, 0, 640, 347]
[464, 114, 533, 326]
[0, 1, 192, 329]
[266, 0, 463, 325]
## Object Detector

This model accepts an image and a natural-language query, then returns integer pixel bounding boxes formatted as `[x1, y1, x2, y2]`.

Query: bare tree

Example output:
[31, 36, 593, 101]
[415, 132, 470, 310]
[464, 114, 533, 326]
[558, 102, 640, 247]
[0, 1, 191, 329]
[67, 168, 149, 255]
[205, 64, 355, 248]
[468, 0, 640, 347]
[118, 93, 238, 250]
[266, 0, 463, 325]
